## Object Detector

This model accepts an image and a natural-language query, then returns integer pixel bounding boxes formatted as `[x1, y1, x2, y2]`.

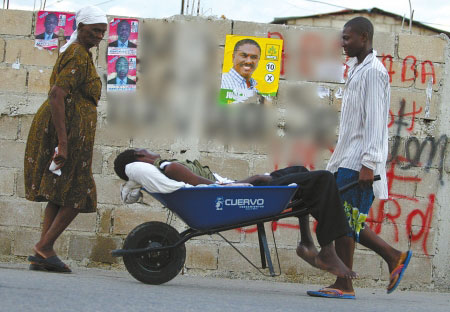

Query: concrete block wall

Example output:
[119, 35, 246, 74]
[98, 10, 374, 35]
[0, 9, 449, 291]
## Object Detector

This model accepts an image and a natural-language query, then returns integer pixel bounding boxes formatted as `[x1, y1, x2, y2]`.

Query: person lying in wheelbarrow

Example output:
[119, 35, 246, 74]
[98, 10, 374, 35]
[113, 148, 358, 279]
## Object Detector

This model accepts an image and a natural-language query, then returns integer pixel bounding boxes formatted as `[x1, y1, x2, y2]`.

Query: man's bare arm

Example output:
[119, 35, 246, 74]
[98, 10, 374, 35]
[164, 163, 215, 186]
[235, 175, 272, 185]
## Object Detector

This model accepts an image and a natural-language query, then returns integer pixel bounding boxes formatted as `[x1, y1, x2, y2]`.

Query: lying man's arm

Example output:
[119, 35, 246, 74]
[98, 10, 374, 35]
[236, 175, 272, 186]
[164, 163, 215, 186]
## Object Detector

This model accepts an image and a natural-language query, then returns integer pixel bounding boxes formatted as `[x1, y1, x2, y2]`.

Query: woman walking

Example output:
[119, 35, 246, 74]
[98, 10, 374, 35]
[24, 6, 107, 272]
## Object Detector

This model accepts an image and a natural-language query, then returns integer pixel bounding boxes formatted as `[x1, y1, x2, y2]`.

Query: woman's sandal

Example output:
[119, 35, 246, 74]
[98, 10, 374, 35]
[27, 255, 72, 273]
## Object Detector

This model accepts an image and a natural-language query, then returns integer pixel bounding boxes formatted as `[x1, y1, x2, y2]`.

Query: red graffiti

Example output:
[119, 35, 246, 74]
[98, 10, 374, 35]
[267, 32, 287, 76]
[421, 60, 436, 84]
[381, 54, 395, 83]
[367, 161, 435, 256]
[401, 55, 418, 82]
[388, 99, 422, 132]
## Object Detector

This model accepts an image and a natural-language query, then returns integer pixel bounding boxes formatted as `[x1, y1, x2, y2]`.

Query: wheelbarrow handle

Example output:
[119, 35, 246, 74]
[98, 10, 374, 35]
[338, 175, 381, 194]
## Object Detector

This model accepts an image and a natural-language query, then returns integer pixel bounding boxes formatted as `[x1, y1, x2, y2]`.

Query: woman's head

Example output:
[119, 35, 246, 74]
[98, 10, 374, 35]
[60, 5, 107, 53]
[114, 149, 161, 180]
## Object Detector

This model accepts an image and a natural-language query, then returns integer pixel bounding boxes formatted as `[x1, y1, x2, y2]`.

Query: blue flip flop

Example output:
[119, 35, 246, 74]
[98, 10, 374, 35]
[387, 250, 412, 294]
[307, 287, 356, 299]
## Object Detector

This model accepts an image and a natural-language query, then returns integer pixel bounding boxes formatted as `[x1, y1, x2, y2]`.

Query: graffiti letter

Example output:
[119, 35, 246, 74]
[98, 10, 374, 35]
[401, 55, 417, 82]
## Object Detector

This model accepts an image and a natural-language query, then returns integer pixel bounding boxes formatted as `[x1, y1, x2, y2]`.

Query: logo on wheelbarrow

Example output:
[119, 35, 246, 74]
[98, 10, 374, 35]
[215, 196, 224, 211]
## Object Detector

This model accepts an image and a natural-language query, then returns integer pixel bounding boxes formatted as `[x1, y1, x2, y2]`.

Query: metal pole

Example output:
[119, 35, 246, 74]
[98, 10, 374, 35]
[180, 0, 184, 14]
[186, 0, 189, 15]
[196, 0, 200, 16]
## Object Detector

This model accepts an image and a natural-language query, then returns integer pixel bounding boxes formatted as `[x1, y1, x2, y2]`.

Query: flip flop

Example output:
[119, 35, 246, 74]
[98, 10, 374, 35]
[387, 250, 412, 294]
[27, 255, 72, 273]
[307, 287, 356, 299]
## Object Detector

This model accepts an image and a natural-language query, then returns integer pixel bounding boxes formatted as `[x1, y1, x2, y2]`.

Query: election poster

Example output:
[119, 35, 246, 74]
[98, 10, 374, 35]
[107, 18, 139, 56]
[34, 11, 75, 50]
[107, 55, 137, 92]
[219, 35, 283, 105]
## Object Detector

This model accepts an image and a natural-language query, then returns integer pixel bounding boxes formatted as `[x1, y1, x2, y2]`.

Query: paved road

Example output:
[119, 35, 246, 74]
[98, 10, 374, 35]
[0, 263, 448, 312]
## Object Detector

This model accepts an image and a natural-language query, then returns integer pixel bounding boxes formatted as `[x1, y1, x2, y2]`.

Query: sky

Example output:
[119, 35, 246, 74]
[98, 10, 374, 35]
[4, 0, 450, 32]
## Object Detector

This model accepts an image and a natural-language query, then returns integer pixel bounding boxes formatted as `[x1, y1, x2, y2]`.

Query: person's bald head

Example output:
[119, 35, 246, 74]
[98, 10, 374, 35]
[344, 17, 374, 42]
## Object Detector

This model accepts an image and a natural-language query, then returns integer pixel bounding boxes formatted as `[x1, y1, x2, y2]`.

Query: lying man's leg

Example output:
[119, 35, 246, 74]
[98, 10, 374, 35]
[268, 169, 357, 278]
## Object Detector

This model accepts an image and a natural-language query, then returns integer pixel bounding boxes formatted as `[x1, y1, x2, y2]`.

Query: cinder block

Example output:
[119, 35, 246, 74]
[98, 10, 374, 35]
[0, 68, 27, 92]
[0, 116, 19, 139]
[90, 236, 121, 263]
[251, 157, 273, 175]
[233, 21, 292, 39]
[97, 205, 112, 233]
[91, 40, 108, 68]
[12, 229, 40, 256]
[0, 168, 15, 196]
[95, 123, 130, 147]
[0, 228, 12, 255]
[0, 10, 33, 36]
[67, 212, 97, 232]
[0, 38, 5, 62]
[389, 197, 435, 228]
[185, 243, 218, 270]
[415, 169, 440, 198]
[0, 200, 42, 227]
[373, 23, 392, 34]
[217, 245, 262, 272]
[27, 69, 52, 94]
[192, 229, 241, 243]
[68, 234, 96, 261]
[198, 139, 225, 153]
[330, 19, 347, 29]
[388, 167, 418, 198]
[95, 175, 124, 205]
[0, 140, 26, 168]
[5, 39, 58, 66]
[312, 18, 331, 28]
[352, 251, 382, 279]
[16, 170, 25, 198]
[92, 147, 103, 174]
[378, 58, 414, 88]
[373, 31, 395, 56]
[131, 135, 174, 151]
[398, 34, 446, 63]
[198, 154, 250, 180]
[414, 62, 442, 91]
[113, 205, 167, 235]
[390, 89, 439, 121]
[276, 247, 319, 277]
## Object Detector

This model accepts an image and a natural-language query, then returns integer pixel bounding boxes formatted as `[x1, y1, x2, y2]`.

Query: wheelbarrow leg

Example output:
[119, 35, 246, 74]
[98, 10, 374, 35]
[257, 223, 275, 276]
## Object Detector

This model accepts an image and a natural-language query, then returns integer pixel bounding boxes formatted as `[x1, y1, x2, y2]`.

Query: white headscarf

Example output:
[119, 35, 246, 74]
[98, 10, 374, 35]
[60, 5, 108, 53]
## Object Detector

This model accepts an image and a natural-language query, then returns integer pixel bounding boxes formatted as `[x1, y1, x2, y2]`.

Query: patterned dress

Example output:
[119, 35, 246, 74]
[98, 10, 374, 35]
[24, 43, 101, 213]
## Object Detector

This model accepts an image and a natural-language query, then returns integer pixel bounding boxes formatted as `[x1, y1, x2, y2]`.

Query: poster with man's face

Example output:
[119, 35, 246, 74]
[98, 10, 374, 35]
[220, 35, 283, 105]
[107, 55, 137, 92]
[107, 18, 139, 56]
[34, 11, 75, 50]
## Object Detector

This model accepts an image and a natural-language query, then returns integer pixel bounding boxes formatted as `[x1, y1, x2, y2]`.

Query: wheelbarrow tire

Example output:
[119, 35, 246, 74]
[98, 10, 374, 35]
[123, 221, 186, 285]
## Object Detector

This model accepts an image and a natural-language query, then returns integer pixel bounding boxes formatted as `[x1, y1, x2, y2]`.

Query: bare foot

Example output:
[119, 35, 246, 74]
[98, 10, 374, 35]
[296, 242, 319, 268]
[33, 244, 56, 259]
[315, 245, 358, 279]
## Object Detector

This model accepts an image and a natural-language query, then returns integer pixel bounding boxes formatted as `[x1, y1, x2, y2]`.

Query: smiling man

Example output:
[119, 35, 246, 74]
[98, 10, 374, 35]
[108, 57, 136, 85]
[108, 19, 137, 48]
[221, 39, 261, 93]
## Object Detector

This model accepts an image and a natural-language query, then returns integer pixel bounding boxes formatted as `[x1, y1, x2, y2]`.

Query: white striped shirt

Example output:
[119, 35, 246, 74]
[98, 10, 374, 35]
[326, 50, 389, 199]
[221, 68, 258, 92]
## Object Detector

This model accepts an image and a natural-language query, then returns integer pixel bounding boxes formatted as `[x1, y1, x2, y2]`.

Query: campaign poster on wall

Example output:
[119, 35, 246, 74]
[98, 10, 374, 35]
[34, 11, 75, 50]
[107, 55, 137, 92]
[219, 35, 283, 105]
[107, 18, 139, 56]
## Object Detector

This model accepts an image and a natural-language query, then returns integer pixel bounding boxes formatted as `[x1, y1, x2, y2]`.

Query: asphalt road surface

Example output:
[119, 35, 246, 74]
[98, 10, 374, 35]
[0, 263, 448, 312]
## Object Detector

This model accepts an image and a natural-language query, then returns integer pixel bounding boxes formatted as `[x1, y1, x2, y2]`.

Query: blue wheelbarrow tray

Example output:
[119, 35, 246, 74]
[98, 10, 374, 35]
[148, 185, 298, 231]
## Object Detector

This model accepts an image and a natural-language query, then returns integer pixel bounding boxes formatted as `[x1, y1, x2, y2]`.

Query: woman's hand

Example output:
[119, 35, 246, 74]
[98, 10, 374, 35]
[54, 142, 68, 170]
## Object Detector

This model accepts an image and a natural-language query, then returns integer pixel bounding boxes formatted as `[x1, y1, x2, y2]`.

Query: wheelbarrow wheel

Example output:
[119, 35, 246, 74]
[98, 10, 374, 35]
[123, 221, 186, 285]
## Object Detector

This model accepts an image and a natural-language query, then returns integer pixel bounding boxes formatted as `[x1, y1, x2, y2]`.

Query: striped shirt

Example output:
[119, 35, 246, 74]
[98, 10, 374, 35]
[326, 50, 389, 199]
[221, 68, 258, 92]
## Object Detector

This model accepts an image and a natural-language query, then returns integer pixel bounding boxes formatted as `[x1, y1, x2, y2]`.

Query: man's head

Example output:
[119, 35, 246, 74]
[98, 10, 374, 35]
[115, 57, 129, 80]
[44, 13, 58, 35]
[117, 19, 131, 43]
[114, 149, 161, 180]
[232, 39, 261, 81]
[341, 17, 373, 58]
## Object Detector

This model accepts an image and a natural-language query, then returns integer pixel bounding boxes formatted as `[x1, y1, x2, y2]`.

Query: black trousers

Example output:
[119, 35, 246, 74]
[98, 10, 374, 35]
[267, 166, 351, 247]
